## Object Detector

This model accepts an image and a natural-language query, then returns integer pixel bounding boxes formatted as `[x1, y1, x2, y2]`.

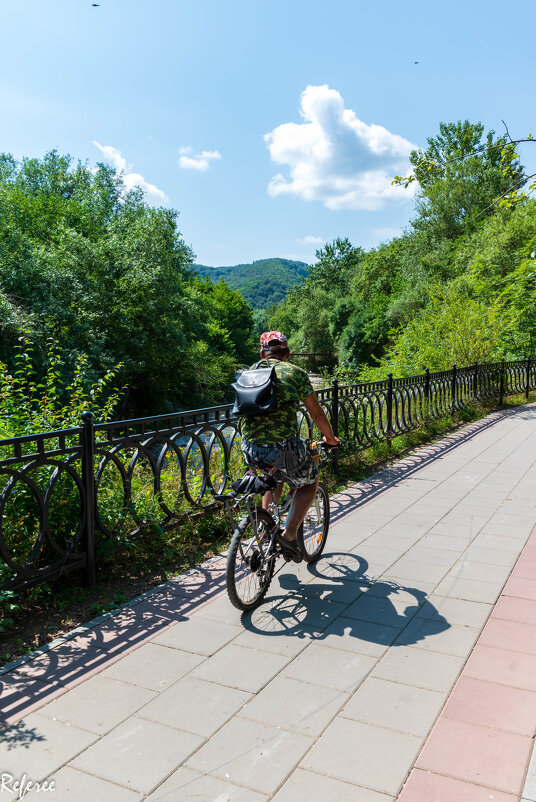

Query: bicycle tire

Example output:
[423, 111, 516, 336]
[226, 507, 276, 611]
[297, 481, 330, 563]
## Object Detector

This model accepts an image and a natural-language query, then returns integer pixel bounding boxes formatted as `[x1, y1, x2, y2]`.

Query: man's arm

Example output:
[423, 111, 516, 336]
[303, 392, 340, 446]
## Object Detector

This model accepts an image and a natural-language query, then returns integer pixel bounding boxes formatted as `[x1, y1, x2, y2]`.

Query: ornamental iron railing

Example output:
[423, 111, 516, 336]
[1, 358, 534, 593]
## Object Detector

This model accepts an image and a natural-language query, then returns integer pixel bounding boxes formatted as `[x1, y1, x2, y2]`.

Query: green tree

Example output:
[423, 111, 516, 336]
[0, 150, 252, 415]
[409, 121, 524, 240]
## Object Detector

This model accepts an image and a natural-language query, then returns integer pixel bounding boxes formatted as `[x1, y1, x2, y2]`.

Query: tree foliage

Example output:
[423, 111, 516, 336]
[268, 120, 536, 381]
[0, 151, 255, 416]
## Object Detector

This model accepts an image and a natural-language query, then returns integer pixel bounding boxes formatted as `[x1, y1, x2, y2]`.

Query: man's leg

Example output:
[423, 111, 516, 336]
[282, 475, 319, 541]
[262, 480, 284, 512]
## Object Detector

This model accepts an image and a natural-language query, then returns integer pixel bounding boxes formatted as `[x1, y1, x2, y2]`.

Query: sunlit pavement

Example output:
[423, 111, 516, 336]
[2, 404, 536, 801]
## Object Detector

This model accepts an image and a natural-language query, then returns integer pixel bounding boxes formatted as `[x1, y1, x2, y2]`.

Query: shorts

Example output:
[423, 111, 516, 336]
[241, 435, 318, 489]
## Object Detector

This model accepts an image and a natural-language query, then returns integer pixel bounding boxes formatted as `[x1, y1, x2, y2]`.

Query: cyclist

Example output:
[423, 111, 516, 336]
[239, 331, 340, 562]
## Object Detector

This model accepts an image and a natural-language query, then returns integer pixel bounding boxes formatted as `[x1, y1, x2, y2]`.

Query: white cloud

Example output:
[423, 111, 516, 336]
[178, 146, 221, 172]
[297, 235, 324, 245]
[93, 141, 168, 204]
[265, 85, 417, 211]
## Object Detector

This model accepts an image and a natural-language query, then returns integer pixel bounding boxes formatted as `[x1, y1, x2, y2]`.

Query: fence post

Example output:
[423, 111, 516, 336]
[424, 368, 430, 421]
[331, 378, 339, 469]
[451, 364, 457, 413]
[526, 356, 531, 400]
[499, 359, 505, 406]
[473, 361, 478, 401]
[81, 410, 96, 588]
[387, 373, 393, 442]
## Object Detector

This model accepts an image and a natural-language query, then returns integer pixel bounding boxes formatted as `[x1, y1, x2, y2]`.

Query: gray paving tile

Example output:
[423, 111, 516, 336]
[146, 767, 269, 801]
[301, 575, 368, 604]
[447, 560, 514, 584]
[349, 545, 403, 573]
[301, 717, 421, 795]
[272, 768, 394, 801]
[281, 643, 376, 692]
[190, 643, 289, 692]
[434, 574, 504, 603]
[386, 558, 449, 584]
[360, 531, 417, 550]
[240, 675, 348, 736]
[70, 717, 203, 794]
[25, 766, 143, 801]
[185, 716, 313, 794]
[247, 591, 348, 634]
[35, 674, 156, 734]
[138, 675, 250, 736]
[233, 623, 313, 657]
[463, 543, 526, 565]
[0, 713, 97, 783]
[306, 551, 374, 584]
[482, 513, 536, 538]
[471, 533, 526, 553]
[101, 642, 203, 691]
[415, 594, 493, 628]
[371, 646, 465, 693]
[343, 585, 425, 629]
[341, 676, 446, 736]
[393, 618, 479, 656]
[150, 615, 241, 655]
[414, 533, 469, 552]
[314, 616, 400, 657]
[193, 592, 251, 625]
[376, 575, 438, 597]
[403, 544, 461, 567]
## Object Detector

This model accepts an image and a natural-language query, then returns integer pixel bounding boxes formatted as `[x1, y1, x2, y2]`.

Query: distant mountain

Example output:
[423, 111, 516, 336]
[194, 258, 309, 309]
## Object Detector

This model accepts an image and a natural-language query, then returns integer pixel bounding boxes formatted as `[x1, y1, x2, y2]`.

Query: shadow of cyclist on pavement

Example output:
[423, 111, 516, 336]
[242, 551, 449, 647]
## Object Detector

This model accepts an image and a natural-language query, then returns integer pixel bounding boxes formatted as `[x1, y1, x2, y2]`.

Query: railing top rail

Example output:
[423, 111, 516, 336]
[0, 426, 82, 447]
[93, 403, 235, 432]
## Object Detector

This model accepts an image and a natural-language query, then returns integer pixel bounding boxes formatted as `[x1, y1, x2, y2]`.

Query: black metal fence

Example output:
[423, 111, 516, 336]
[1, 358, 534, 593]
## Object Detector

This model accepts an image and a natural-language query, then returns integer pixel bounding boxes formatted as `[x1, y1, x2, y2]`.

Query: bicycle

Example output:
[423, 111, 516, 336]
[215, 440, 337, 611]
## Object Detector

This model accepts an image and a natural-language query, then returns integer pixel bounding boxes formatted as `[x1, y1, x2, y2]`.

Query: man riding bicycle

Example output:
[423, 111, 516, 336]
[239, 331, 340, 562]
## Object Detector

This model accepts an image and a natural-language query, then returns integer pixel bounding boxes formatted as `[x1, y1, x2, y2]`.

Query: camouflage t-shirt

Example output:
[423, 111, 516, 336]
[239, 359, 314, 445]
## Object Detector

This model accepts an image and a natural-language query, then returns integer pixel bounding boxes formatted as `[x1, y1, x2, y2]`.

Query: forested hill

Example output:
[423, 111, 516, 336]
[194, 258, 309, 309]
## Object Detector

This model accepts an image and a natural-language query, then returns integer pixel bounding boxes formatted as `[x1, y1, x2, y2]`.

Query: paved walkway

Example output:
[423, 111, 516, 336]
[2, 405, 536, 801]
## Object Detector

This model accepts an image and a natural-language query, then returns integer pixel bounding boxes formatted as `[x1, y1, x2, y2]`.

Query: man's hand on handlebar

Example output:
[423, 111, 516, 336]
[322, 436, 341, 449]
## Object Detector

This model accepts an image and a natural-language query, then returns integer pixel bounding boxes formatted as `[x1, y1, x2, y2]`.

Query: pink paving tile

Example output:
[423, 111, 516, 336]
[502, 575, 536, 600]
[441, 675, 536, 735]
[0, 671, 67, 728]
[479, 617, 536, 655]
[398, 768, 518, 801]
[415, 717, 532, 794]
[464, 643, 536, 691]
[491, 594, 536, 625]
[516, 555, 536, 574]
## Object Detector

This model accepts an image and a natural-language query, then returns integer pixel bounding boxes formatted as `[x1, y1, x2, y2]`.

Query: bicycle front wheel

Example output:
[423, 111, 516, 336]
[297, 481, 330, 562]
[226, 508, 276, 611]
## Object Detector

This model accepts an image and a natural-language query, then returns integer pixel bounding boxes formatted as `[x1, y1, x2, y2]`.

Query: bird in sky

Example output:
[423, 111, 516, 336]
[414, 61, 419, 64]
[92, 3, 100, 6]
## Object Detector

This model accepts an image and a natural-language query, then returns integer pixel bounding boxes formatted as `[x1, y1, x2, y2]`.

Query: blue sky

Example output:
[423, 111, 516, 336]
[2, 0, 534, 266]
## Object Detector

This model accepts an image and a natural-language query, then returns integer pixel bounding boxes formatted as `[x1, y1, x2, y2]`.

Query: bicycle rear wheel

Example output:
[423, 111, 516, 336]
[226, 508, 276, 611]
[297, 481, 330, 562]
